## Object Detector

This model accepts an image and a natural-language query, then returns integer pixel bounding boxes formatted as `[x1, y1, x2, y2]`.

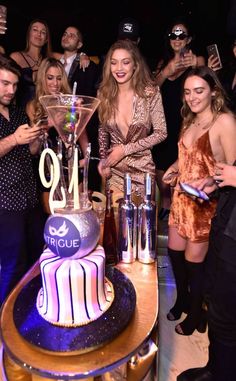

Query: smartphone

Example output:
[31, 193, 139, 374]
[207, 44, 222, 70]
[35, 117, 49, 130]
[179, 182, 209, 201]
[179, 46, 189, 58]
[36, 117, 48, 126]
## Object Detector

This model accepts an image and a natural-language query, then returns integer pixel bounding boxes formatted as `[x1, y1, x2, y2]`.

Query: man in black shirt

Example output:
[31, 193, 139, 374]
[59, 25, 99, 97]
[177, 162, 236, 381]
[0, 55, 45, 306]
[57, 25, 101, 191]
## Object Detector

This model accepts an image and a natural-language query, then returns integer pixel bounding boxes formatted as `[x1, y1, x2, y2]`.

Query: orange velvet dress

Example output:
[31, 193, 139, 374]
[169, 130, 217, 242]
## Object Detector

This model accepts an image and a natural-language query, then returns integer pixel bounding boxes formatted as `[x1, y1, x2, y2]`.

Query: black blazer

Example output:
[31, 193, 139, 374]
[68, 54, 101, 191]
[211, 160, 236, 240]
[68, 54, 99, 97]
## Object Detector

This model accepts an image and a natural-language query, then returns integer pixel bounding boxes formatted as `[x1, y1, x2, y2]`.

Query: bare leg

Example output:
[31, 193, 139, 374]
[168, 225, 186, 251]
[185, 240, 209, 263]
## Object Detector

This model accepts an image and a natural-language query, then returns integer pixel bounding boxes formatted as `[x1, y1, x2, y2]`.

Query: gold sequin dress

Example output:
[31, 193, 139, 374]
[169, 130, 217, 242]
[99, 86, 167, 195]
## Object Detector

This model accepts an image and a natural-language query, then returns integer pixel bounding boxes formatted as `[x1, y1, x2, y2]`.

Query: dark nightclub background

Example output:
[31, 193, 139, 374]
[0, 0, 235, 70]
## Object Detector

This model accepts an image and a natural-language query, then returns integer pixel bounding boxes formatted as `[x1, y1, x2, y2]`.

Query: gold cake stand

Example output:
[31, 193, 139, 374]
[0, 260, 158, 380]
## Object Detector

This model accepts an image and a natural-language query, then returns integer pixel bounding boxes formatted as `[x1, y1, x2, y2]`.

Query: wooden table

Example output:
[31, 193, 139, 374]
[0, 260, 158, 380]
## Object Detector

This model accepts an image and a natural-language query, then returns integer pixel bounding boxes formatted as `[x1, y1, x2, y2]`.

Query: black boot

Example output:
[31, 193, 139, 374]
[167, 249, 189, 321]
[177, 366, 212, 381]
[175, 260, 207, 335]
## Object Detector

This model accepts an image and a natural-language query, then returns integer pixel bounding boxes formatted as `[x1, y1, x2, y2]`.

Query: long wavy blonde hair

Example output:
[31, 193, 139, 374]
[31, 57, 71, 123]
[181, 66, 230, 135]
[97, 39, 156, 124]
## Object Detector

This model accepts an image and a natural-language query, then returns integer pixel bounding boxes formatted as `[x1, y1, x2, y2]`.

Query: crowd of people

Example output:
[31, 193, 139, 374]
[0, 11, 236, 381]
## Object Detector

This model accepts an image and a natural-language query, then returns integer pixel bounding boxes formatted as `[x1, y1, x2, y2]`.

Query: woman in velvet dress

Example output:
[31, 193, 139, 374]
[163, 66, 236, 335]
[154, 18, 205, 219]
[97, 39, 167, 198]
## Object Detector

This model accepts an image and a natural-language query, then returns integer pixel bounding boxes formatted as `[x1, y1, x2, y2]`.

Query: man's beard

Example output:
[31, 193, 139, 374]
[62, 44, 75, 52]
[0, 96, 12, 106]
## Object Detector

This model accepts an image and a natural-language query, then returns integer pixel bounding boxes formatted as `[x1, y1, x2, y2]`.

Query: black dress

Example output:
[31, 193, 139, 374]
[152, 70, 189, 171]
[15, 52, 38, 107]
[68, 54, 101, 191]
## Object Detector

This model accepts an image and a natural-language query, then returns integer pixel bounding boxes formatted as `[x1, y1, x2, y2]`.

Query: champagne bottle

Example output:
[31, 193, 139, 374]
[138, 173, 157, 264]
[117, 173, 137, 263]
[103, 181, 119, 266]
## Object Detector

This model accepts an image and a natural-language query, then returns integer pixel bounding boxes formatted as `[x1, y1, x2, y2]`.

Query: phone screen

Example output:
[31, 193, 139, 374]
[36, 117, 48, 128]
[179, 182, 209, 201]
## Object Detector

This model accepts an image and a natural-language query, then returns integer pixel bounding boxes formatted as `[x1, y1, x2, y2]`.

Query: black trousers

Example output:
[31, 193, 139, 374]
[0, 205, 46, 306]
[206, 221, 236, 345]
[204, 216, 236, 380]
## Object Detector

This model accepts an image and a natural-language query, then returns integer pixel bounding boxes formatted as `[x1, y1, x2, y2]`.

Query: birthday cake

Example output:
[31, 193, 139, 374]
[36, 211, 114, 327]
[11, 94, 137, 355]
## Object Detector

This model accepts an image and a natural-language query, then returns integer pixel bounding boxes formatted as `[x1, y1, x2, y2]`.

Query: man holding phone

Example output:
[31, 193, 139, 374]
[0, 55, 45, 307]
[177, 163, 236, 381]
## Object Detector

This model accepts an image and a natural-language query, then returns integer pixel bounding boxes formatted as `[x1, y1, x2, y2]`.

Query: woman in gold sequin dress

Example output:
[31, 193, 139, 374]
[97, 39, 167, 198]
[163, 66, 236, 336]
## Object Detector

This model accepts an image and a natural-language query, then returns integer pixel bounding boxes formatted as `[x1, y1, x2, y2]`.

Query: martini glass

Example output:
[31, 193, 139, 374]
[39, 94, 100, 143]
[39, 94, 100, 212]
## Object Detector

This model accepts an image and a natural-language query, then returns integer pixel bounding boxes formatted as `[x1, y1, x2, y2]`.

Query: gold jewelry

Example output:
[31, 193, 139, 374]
[192, 117, 213, 129]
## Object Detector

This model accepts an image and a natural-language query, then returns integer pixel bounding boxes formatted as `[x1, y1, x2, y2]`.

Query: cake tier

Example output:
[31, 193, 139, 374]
[37, 245, 114, 327]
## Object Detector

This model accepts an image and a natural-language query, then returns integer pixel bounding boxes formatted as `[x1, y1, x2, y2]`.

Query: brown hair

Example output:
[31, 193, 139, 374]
[0, 54, 21, 78]
[181, 66, 230, 133]
[24, 19, 52, 58]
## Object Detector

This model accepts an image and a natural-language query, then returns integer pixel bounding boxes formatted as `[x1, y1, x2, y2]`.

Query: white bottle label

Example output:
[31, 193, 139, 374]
[146, 174, 152, 196]
[126, 175, 132, 196]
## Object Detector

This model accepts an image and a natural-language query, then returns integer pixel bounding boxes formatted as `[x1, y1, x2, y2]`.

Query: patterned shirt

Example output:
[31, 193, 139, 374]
[0, 104, 39, 211]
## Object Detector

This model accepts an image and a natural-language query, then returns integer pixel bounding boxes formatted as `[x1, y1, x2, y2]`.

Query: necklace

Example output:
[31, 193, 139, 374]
[24, 53, 42, 67]
[192, 116, 214, 130]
